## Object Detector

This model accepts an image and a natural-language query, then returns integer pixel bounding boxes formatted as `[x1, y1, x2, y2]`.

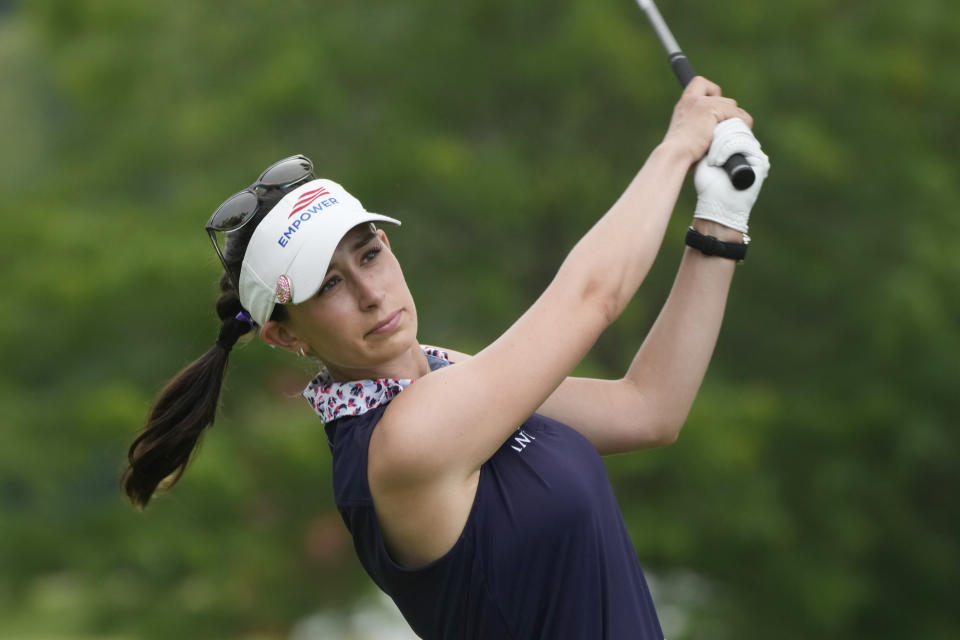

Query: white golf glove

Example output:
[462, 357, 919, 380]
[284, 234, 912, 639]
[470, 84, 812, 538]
[693, 117, 770, 233]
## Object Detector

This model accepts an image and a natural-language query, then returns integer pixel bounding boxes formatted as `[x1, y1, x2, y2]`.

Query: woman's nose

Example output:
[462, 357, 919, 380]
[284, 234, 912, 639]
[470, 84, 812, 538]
[354, 275, 385, 310]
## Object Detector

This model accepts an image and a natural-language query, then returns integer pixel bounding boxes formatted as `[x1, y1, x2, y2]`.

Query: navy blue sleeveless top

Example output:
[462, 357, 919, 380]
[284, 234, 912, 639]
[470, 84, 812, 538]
[315, 353, 664, 639]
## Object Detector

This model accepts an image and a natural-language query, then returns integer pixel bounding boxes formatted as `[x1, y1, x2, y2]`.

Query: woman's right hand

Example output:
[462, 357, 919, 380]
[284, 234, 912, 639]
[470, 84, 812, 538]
[662, 76, 754, 165]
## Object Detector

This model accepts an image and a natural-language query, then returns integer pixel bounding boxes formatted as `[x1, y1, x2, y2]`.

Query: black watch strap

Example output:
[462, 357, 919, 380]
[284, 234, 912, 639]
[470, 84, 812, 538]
[684, 226, 750, 261]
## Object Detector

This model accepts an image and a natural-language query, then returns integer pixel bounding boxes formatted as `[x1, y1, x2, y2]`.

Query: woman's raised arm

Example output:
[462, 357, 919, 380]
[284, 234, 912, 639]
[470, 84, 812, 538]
[372, 78, 754, 482]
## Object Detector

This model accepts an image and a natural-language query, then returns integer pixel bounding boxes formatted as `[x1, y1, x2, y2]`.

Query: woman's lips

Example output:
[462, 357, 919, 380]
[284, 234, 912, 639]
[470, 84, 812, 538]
[367, 310, 402, 336]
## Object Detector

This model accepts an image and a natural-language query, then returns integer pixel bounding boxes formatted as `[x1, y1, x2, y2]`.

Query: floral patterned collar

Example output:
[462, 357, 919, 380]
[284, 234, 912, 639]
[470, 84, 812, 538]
[302, 346, 451, 423]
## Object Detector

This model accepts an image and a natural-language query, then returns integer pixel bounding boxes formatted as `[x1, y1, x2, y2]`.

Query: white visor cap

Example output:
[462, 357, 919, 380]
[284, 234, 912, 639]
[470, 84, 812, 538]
[239, 179, 400, 325]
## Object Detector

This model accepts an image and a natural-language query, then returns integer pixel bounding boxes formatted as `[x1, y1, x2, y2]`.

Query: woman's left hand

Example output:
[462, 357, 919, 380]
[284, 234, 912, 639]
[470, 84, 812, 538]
[662, 76, 754, 166]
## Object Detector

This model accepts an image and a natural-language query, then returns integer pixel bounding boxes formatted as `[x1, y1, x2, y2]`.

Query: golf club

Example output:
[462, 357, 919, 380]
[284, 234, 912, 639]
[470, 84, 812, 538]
[636, 0, 755, 190]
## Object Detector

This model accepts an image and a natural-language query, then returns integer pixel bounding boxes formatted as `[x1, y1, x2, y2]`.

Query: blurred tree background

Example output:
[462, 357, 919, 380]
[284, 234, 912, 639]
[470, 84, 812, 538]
[1, 0, 957, 638]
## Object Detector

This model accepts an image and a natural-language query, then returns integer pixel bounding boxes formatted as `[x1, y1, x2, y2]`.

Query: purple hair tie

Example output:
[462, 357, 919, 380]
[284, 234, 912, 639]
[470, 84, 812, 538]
[235, 311, 256, 327]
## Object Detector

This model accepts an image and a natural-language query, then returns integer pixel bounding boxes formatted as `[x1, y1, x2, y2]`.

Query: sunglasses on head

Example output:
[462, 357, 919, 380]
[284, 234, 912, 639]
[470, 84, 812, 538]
[205, 154, 315, 289]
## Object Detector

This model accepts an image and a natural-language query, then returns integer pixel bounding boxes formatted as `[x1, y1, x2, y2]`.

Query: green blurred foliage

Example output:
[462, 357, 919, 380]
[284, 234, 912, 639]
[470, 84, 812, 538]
[1, 0, 957, 638]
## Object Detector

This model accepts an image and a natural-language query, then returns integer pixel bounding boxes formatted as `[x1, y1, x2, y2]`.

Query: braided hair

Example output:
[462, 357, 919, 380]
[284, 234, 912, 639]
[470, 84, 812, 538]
[123, 189, 288, 508]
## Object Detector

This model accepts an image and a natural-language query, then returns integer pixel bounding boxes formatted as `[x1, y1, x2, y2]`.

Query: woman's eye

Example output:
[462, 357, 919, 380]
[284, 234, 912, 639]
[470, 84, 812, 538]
[362, 246, 382, 263]
[318, 276, 340, 295]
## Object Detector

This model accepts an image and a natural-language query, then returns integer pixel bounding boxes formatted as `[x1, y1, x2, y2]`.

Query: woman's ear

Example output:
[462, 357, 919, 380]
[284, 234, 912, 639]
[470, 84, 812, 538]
[377, 227, 391, 249]
[259, 320, 301, 354]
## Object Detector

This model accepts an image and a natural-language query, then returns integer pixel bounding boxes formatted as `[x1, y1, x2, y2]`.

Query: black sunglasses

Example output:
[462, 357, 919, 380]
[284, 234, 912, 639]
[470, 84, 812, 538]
[205, 154, 315, 288]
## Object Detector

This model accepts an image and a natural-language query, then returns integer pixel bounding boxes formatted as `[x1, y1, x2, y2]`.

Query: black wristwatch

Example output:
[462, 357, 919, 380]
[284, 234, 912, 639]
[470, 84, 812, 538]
[684, 226, 750, 261]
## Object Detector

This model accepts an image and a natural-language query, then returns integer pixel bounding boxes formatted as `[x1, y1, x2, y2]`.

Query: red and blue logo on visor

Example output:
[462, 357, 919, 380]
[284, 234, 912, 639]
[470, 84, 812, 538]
[277, 192, 340, 248]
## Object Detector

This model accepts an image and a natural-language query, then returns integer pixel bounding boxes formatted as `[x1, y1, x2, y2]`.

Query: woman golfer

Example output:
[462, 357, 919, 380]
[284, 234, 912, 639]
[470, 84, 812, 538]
[125, 77, 769, 639]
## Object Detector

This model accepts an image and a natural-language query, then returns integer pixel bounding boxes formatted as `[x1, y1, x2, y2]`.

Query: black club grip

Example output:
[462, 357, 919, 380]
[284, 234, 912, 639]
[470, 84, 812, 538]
[669, 53, 696, 87]
[723, 153, 755, 190]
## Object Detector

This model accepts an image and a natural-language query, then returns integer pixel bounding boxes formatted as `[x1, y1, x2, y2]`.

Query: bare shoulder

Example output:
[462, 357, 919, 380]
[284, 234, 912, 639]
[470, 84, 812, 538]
[366, 344, 474, 482]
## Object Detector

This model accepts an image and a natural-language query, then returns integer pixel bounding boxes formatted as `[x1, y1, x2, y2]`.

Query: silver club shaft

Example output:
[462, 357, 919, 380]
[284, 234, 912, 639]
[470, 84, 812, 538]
[635, 0, 683, 57]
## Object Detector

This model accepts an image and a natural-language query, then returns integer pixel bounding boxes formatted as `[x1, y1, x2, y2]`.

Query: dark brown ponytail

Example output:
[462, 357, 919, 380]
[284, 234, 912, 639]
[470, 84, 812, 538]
[123, 187, 289, 508]
[122, 275, 252, 507]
